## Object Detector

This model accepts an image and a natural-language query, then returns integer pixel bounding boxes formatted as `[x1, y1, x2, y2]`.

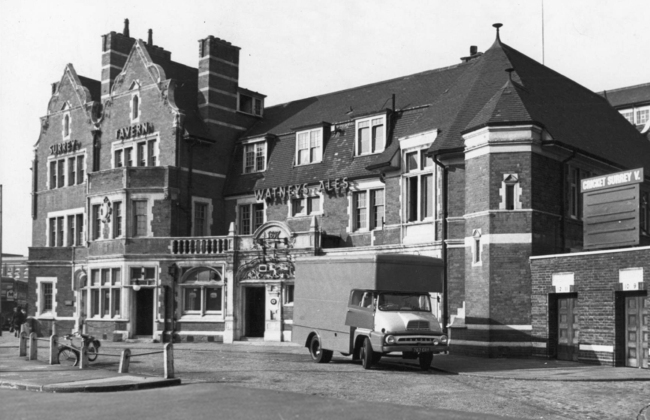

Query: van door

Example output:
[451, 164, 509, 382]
[345, 290, 374, 329]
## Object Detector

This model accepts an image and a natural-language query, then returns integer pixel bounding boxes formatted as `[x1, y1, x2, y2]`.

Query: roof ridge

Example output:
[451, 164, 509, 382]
[599, 82, 650, 95]
[265, 61, 471, 109]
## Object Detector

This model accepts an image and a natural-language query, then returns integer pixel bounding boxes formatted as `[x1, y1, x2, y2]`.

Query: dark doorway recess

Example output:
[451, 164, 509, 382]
[556, 294, 579, 361]
[135, 288, 154, 336]
[245, 287, 265, 337]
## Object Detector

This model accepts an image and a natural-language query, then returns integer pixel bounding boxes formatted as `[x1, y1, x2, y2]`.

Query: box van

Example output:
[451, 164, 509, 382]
[293, 254, 448, 371]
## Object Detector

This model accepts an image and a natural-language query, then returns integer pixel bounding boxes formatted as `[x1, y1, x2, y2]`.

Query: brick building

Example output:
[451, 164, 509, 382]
[600, 82, 650, 141]
[27, 21, 650, 367]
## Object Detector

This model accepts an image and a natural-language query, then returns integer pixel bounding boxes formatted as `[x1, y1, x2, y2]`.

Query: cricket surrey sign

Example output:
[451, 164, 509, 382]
[116, 122, 155, 140]
[254, 177, 349, 201]
[582, 168, 645, 250]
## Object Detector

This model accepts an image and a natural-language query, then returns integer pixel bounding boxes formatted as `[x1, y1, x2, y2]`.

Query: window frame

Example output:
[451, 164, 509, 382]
[289, 192, 323, 218]
[238, 201, 265, 235]
[112, 138, 158, 169]
[36, 277, 57, 318]
[402, 148, 435, 224]
[47, 209, 84, 247]
[242, 140, 267, 174]
[295, 127, 323, 166]
[180, 267, 225, 317]
[87, 268, 122, 319]
[238, 93, 264, 117]
[47, 153, 86, 189]
[349, 181, 385, 233]
[355, 114, 387, 156]
[133, 199, 149, 237]
[192, 197, 213, 237]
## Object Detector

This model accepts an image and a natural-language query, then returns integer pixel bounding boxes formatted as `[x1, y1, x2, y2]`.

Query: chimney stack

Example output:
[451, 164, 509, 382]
[101, 20, 136, 101]
[197, 36, 241, 126]
[470, 45, 478, 56]
[148, 29, 153, 45]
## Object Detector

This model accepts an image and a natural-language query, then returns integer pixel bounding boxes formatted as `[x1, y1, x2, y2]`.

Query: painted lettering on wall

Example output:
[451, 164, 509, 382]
[254, 177, 349, 202]
[49, 139, 81, 156]
[116, 122, 154, 140]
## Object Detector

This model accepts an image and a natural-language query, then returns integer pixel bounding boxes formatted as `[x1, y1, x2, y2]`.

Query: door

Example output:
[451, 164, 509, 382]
[245, 287, 265, 337]
[135, 288, 154, 336]
[557, 296, 579, 361]
[625, 294, 649, 368]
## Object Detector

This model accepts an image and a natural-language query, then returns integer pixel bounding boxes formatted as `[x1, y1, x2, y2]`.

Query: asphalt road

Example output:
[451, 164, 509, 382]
[2, 336, 649, 419]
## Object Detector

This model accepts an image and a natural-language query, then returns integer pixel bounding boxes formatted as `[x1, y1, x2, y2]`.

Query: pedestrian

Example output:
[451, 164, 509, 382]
[11, 306, 25, 337]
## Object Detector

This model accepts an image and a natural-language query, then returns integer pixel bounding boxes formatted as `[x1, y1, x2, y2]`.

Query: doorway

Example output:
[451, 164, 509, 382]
[245, 287, 265, 337]
[557, 295, 579, 361]
[135, 288, 154, 336]
[624, 293, 648, 368]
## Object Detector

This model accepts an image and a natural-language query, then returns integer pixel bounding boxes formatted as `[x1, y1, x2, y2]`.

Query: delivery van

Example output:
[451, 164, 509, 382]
[293, 254, 448, 371]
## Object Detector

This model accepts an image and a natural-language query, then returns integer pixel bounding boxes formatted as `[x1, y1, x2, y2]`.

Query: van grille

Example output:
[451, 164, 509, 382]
[406, 321, 430, 331]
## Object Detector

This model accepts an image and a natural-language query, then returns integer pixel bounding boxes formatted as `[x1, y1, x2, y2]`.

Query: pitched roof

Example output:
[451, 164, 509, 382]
[223, 35, 650, 196]
[600, 83, 650, 108]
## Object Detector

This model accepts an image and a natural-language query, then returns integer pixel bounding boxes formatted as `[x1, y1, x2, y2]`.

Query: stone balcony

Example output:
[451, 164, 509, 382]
[88, 166, 179, 195]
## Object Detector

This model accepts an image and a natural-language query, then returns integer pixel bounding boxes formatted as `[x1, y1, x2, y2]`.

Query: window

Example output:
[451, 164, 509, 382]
[49, 218, 56, 247]
[238, 93, 263, 116]
[351, 187, 385, 232]
[291, 194, 321, 217]
[133, 200, 148, 237]
[113, 202, 122, 238]
[132, 95, 140, 121]
[404, 149, 435, 222]
[181, 267, 224, 316]
[49, 213, 83, 247]
[137, 142, 146, 166]
[472, 229, 482, 265]
[88, 268, 121, 318]
[354, 191, 368, 231]
[148, 140, 156, 167]
[41, 282, 54, 313]
[63, 114, 70, 138]
[67, 215, 75, 246]
[243, 141, 266, 173]
[115, 149, 123, 168]
[355, 115, 386, 155]
[239, 203, 264, 235]
[68, 158, 76, 187]
[296, 128, 323, 165]
[284, 284, 294, 305]
[48, 155, 85, 189]
[500, 174, 521, 211]
[621, 111, 634, 124]
[92, 204, 101, 240]
[125, 147, 133, 167]
[194, 202, 208, 236]
[370, 189, 385, 230]
[638, 109, 649, 125]
[56, 217, 64, 247]
[57, 160, 65, 188]
[76, 214, 83, 245]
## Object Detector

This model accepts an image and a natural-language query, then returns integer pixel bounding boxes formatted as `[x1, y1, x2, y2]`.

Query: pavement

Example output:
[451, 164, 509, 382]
[0, 331, 648, 393]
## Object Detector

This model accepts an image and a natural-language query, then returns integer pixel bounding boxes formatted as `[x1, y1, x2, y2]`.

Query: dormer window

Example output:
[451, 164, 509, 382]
[238, 93, 263, 116]
[355, 115, 386, 156]
[243, 140, 266, 173]
[296, 128, 323, 165]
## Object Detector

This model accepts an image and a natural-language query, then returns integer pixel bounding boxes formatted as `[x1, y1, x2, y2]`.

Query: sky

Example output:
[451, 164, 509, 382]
[0, 0, 648, 256]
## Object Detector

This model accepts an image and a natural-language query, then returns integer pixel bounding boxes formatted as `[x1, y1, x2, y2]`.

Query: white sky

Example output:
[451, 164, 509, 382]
[0, 0, 648, 255]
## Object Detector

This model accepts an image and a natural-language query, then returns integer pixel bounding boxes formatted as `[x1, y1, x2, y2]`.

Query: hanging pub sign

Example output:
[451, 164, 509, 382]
[116, 122, 154, 140]
[50, 139, 81, 156]
[254, 177, 349, 201]
[581, 168, 645, 250]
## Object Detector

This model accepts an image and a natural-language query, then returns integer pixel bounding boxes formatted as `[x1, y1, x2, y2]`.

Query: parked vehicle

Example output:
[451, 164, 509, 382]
[293, 254, 448, 371]
[58, 331, 101, 366]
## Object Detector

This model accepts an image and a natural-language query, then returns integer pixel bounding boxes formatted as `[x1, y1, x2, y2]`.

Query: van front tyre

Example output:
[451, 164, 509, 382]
[419, 353, 433, 371]
[309, 335, 333, 363]
[360, 338, 373, 369]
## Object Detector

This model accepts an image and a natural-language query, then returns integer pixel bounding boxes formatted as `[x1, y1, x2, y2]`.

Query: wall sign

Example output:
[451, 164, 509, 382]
[581, 168, 644, 193]
[116, 122, 154, 140]
[50, 139, 81, 156]
[254, 177, 349, 202]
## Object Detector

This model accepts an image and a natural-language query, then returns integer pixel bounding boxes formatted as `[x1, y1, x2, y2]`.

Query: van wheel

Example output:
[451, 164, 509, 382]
[309, 335, 332, 363]
[360, 338, 373, 369]
[419, 353, 433, 371]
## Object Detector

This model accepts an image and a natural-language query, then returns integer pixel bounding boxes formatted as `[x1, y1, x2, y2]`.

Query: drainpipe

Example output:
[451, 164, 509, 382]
[433, 152, 449, 333]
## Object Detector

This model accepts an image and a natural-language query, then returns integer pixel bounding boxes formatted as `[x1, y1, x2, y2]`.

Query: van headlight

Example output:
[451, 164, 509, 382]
[433, 335, 448, 346]
[385, 335, 396, 345]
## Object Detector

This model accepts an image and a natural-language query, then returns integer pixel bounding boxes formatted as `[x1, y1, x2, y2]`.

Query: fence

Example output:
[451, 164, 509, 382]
[18, 331, 174, 379]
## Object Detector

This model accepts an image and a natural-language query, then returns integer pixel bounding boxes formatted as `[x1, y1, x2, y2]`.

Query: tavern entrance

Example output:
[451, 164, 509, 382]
[135, 288, 154, 336]
[245, 287, 265, 337]
[624, 293, 648, 368]
[557, 295, 579, 361]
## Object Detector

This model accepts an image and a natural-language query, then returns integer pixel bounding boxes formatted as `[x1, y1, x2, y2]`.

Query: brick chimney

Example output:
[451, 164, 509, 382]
[197, 36, 241, 125]
[101, 19, 135, 101]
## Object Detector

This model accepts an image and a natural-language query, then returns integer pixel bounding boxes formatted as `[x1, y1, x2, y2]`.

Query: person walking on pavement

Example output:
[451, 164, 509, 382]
[11, 306, 25, 337]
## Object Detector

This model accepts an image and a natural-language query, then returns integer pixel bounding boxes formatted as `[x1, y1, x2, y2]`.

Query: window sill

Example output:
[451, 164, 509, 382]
[179, 314, 224, 322]
[294, 161, 322, 167]
[36, 313, 55, 320]
[288, 213, 323, 220]
[350, 228, 382, 234]
[354, 151, 384, 158]
[88, 317, 123, 321]
[403, 219, 434, 226]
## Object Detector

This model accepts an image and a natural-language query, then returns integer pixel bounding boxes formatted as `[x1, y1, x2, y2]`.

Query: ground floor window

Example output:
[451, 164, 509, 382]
[88, 268, 122, 318]
[181, 267, 224, 316]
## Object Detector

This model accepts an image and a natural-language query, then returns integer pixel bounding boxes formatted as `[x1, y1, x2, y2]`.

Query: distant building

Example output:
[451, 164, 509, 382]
[1, 254, 28, 326]
[600, 83, 650, 140]
[26, 20, 649, 368]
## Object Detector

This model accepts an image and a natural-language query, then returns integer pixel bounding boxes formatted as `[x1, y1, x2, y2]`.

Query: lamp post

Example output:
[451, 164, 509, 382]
[167, 263, 178, 343]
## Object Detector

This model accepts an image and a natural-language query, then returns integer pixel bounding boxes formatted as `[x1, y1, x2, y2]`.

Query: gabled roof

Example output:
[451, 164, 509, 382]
[225, 35, 650, 196]
[600, 83, 650, 108]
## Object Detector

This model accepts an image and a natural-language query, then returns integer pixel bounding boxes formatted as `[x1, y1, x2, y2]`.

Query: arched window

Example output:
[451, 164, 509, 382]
[132, 95, 140, 120]
[181, 267, 224, 316]
[63, 114, 70, 137]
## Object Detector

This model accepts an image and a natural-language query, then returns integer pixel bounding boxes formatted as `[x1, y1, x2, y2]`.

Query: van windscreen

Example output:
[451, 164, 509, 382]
[377, 293, 431, 312]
